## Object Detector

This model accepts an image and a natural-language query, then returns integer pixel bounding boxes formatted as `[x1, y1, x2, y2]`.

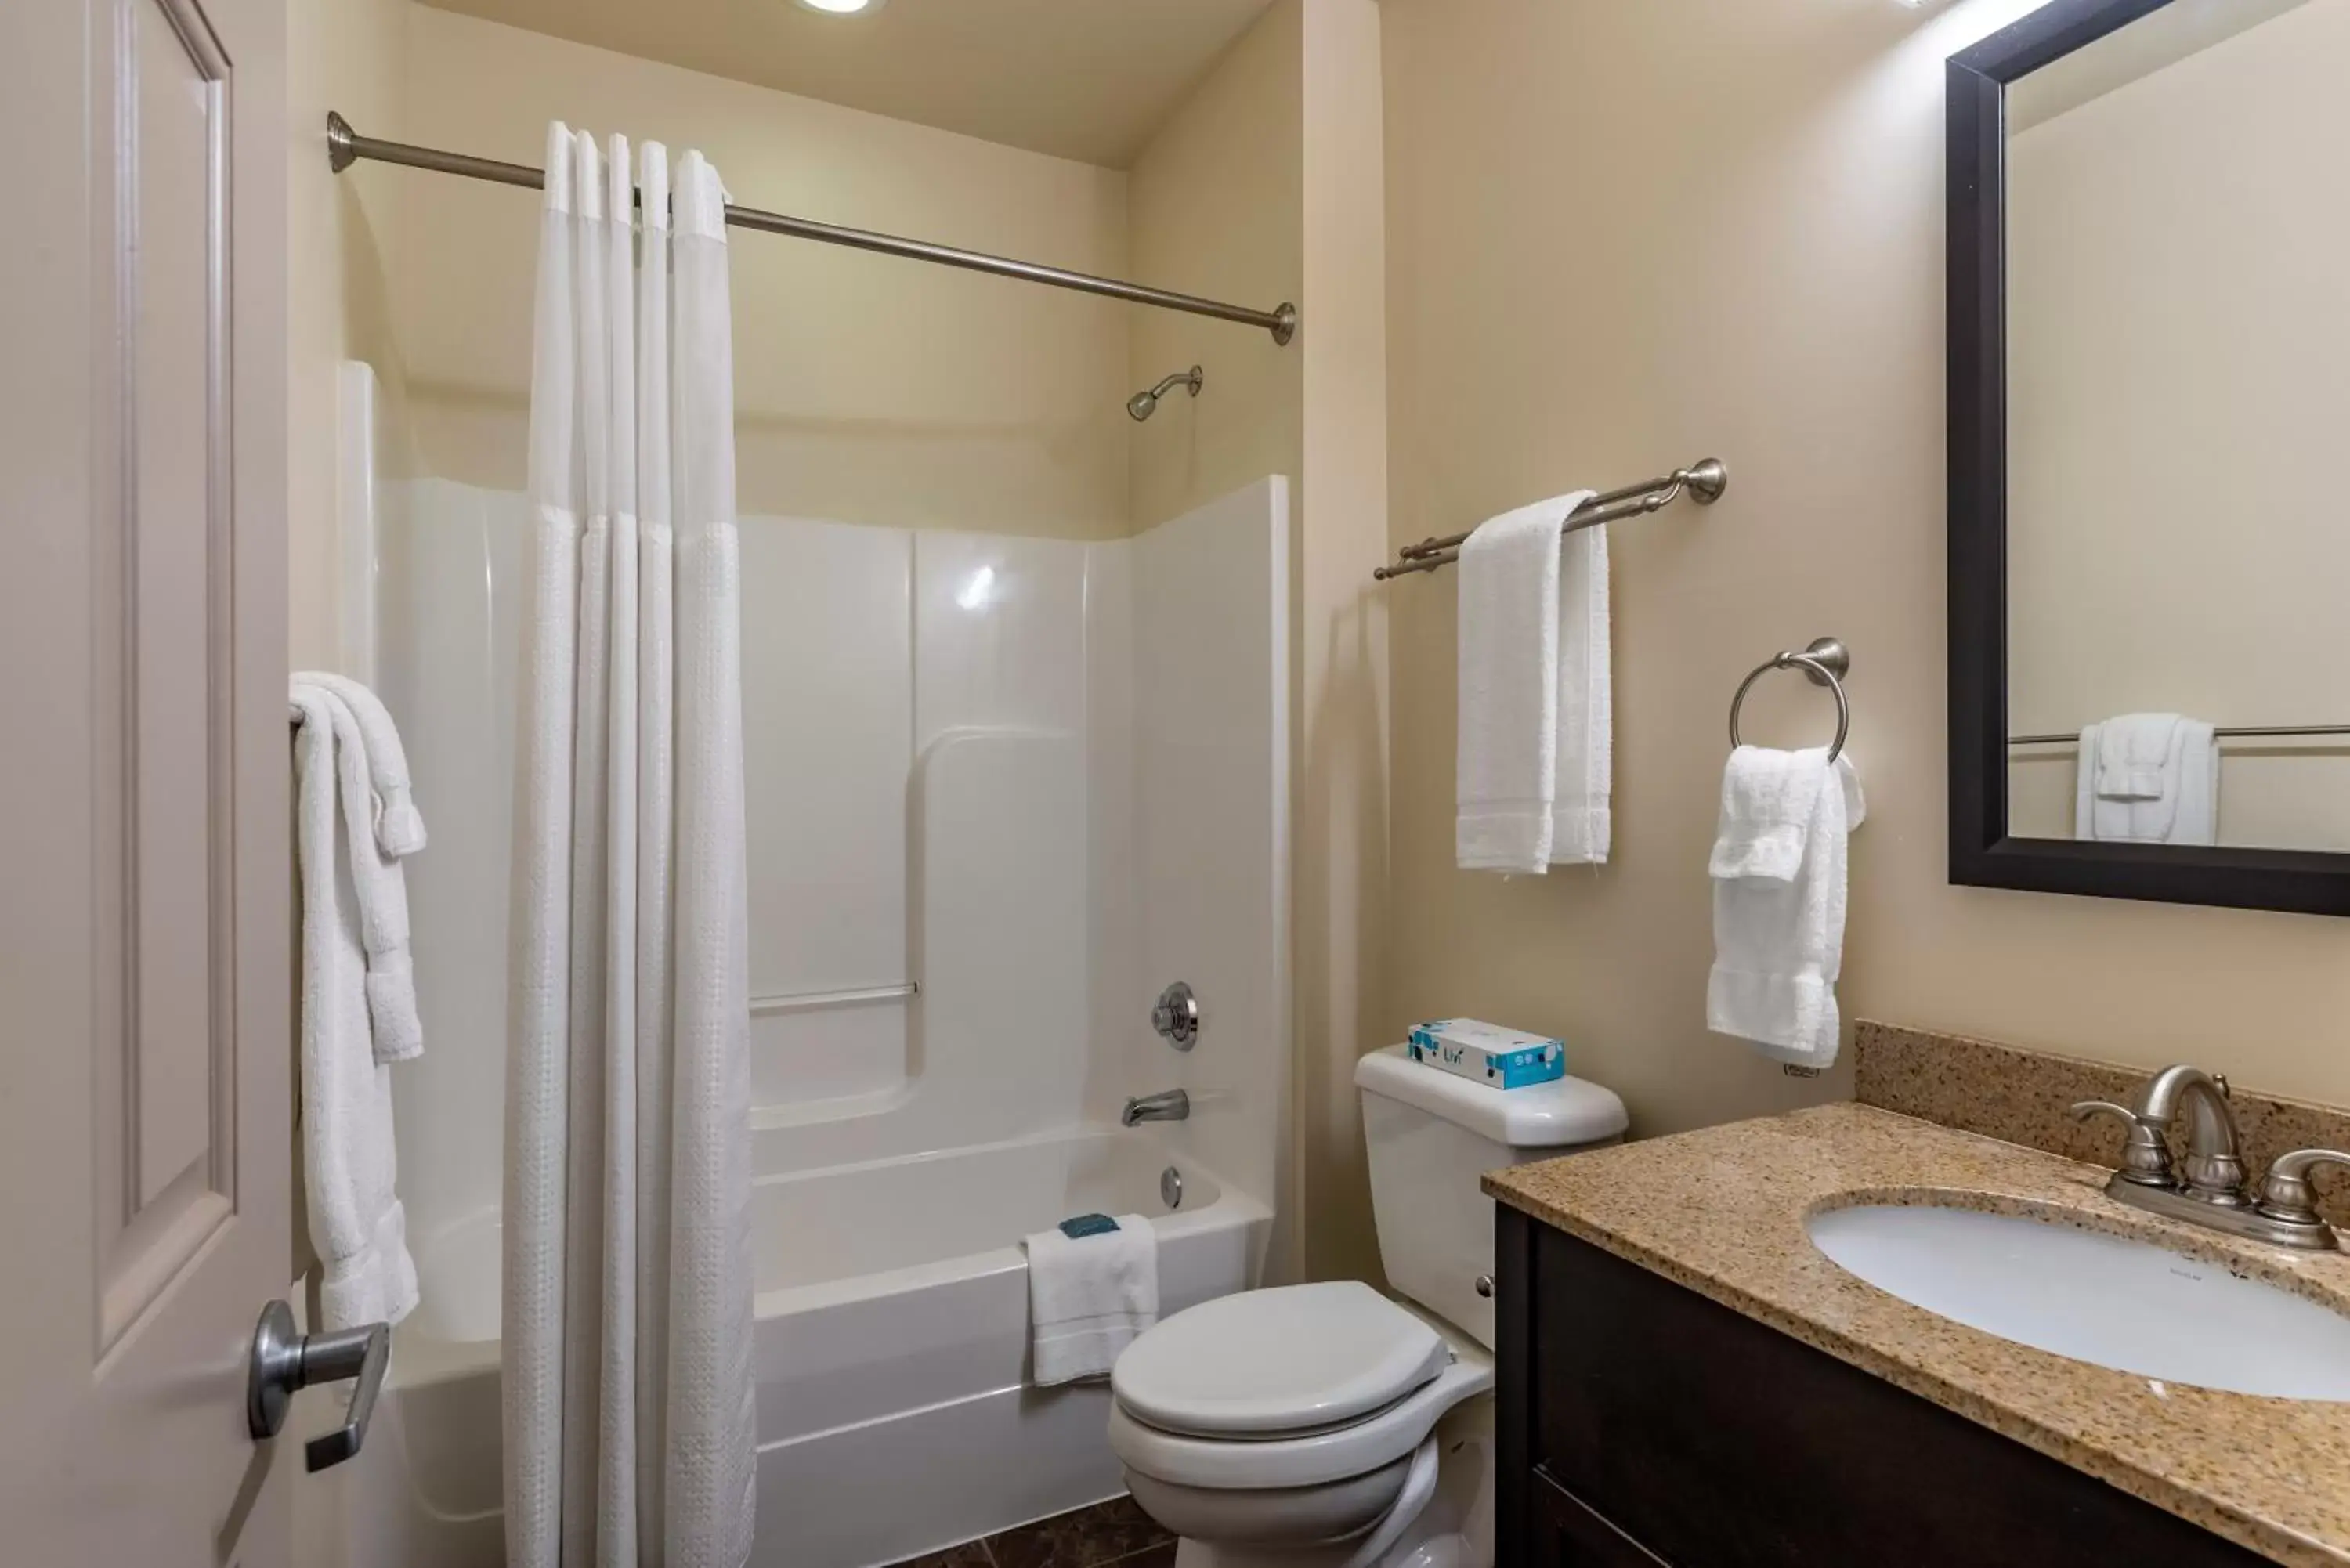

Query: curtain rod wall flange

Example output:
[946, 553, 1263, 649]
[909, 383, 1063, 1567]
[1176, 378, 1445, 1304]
[325, 112, 1300, 346]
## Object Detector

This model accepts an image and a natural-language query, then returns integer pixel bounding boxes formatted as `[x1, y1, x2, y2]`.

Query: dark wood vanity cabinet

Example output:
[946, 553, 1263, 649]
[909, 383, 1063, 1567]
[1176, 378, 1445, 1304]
[1493, 1207, 2271, 1567]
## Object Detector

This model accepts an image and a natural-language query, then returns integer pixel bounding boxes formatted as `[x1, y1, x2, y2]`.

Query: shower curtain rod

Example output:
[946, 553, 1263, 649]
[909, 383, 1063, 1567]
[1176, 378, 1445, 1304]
[327, 114, 1300, 345]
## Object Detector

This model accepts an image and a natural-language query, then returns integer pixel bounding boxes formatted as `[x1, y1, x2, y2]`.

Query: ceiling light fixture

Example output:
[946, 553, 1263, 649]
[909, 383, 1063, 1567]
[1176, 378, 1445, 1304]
[795, 0, 884, 13]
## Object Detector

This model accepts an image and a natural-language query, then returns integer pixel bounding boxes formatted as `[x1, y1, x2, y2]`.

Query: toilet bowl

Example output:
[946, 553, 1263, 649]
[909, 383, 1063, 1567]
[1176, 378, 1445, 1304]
[1106, 1048, 1628, 1566]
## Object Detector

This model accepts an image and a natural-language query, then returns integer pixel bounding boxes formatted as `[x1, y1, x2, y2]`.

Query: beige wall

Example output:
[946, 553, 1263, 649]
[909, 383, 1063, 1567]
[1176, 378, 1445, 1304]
[288, 0, 410, 670]
[1126, 2, 1303, 534]
[1377, 0, 2350, 1172]
[396, 5, 1133, 538]
[286, 5, 414, 1557]
[1126, 0, 1390, 1284]
[2005, 0, 2350, 851]
[1294, 0, 1390, 1285]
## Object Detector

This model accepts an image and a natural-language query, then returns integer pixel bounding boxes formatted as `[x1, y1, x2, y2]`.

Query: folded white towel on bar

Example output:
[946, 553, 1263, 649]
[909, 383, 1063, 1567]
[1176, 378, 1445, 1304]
[2094, 711, 2179, 803]
[1025, 1216, 1159, 1386]
[1455, 490, 1601, 873]
[2075, 714, 2218, 845]
[1553, 511, 1612, 867]
[1708, 746, 1865, 1071]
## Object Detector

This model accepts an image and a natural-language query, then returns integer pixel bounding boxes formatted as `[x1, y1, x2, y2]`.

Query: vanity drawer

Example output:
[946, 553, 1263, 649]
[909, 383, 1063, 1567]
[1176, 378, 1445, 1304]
[1531, 1467, 1672, 1567]
[1495, 1208, 2269, 1567]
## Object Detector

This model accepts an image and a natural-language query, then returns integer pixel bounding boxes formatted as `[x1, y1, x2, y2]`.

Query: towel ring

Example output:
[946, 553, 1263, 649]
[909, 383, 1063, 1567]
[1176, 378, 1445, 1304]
[1728, 637, 1851, 764]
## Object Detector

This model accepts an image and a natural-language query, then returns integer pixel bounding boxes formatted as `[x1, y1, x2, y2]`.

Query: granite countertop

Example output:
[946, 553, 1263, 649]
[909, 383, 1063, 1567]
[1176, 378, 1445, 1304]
[1484, 1100, 2350, 1567]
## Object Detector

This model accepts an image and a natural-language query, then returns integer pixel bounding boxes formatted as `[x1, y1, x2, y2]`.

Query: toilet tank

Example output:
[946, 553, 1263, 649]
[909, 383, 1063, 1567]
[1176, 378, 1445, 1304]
[1355, 1045, 1628, 1349]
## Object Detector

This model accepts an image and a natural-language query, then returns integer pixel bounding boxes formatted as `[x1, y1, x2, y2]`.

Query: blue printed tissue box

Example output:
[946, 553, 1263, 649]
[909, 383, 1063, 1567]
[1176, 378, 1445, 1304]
[1406, 1019, 1566, 1089]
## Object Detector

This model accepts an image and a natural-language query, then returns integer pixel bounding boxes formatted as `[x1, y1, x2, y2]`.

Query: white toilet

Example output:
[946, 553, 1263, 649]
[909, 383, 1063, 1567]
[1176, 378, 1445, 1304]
[1107, 1045, 1629, 1567]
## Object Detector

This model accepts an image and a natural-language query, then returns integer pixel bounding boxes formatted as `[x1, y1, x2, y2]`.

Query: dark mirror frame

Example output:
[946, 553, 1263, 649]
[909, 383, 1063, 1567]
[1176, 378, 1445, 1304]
[1947, 0, 2350, 917]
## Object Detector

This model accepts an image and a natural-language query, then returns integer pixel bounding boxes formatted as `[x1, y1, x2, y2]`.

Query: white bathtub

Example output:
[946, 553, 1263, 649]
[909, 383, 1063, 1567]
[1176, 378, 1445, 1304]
[370, 1126, 1269, 1568]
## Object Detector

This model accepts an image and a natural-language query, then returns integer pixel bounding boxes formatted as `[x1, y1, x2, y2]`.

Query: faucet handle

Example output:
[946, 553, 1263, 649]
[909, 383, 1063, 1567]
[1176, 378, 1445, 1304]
[2255, 1149, 2350, 1229]
[2070, 1100, 2175, 1187]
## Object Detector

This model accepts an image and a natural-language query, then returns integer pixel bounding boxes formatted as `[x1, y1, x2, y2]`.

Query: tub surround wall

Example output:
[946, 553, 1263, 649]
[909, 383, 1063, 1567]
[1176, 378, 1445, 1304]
[1109, 479, 1292, 1234]
[373, 475, 1285, 1565]
[381, 475, 1288, 1253]
[1853, 1021, 2350, 1230]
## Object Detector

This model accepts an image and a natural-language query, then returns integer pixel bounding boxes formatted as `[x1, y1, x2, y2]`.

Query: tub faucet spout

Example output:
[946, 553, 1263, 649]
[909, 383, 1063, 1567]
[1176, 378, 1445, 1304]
[1122, 1089, 1189, 1127]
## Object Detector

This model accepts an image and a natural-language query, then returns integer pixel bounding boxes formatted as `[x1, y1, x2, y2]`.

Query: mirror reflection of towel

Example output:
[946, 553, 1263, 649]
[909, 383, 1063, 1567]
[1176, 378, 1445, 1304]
[2074, 714, 2218, 844]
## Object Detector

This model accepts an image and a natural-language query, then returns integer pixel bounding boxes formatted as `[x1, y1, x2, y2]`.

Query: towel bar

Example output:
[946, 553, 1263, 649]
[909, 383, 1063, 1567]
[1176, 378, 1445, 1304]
[1374, 458, 1726, 580]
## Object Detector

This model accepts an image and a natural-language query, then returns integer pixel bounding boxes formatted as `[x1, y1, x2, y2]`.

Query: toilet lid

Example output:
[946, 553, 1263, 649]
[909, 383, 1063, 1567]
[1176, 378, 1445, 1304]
[1112, 1281, 1449, 1438]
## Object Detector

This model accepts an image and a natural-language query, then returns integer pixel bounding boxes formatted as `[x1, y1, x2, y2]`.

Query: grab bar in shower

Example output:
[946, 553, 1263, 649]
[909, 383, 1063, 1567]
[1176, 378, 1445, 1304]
[750, 981, 920, 1018]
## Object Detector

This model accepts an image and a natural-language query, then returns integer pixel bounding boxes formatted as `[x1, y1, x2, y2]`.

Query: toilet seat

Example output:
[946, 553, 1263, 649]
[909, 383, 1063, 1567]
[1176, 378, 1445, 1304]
[1109, 1306, 1494, 1494]
[1112, 1282, 1452, 1439]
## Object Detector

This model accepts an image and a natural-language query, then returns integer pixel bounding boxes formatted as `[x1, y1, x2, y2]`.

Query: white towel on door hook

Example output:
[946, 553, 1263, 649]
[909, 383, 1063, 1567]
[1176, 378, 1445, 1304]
[290, 685, 419, 1331]
[295, 670, 428, 857]
[291, 676, 425, 1064]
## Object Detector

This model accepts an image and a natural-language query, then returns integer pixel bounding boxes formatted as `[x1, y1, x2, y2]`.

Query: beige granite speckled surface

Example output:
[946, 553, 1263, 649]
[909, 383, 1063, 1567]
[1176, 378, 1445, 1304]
[1854, 1021, 2350, 1230]
[1485, 1102, 2350, 1566]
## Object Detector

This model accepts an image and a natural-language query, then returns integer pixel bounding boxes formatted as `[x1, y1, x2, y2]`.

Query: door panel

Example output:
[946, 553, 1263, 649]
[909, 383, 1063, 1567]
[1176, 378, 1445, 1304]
[0, 0, 291, 1560]
[104, 0, 240, 1342]
[125, 0, 229, 1223]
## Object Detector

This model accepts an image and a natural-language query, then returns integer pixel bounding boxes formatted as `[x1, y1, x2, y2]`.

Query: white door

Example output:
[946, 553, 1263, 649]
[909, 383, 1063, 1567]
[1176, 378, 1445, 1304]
[1, 0, 298, 1563]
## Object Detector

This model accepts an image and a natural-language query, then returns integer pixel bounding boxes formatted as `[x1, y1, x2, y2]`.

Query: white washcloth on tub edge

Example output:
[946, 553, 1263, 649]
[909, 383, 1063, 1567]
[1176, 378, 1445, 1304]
[1455, 490, 1599, 873]
[1025, 1216, 1159, 1386]
[1707, 749, 1866, 1071]
[290, 685, 419, 1331]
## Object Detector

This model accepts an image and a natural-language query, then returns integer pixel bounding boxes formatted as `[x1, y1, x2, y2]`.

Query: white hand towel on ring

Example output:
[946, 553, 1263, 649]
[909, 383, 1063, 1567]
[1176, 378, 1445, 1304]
[1707, 746, 1865, 1070]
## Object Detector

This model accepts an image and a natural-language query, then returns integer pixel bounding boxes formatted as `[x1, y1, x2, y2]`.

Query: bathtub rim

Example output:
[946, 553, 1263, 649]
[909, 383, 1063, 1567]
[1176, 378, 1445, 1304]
[386, 1127, 1267, 1393]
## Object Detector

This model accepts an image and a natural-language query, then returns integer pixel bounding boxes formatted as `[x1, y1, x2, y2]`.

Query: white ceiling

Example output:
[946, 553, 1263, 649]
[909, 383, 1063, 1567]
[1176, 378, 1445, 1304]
[416, 0, 1278, 168]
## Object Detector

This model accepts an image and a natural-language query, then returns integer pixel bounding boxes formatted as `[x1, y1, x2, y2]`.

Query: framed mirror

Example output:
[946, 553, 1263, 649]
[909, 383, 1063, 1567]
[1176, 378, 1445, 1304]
[1948, 0, 2350, 915]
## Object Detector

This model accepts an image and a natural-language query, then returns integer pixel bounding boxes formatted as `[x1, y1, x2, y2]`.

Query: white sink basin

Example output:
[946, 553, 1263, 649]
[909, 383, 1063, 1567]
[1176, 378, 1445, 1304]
[1806, 1202, 2350, 1400]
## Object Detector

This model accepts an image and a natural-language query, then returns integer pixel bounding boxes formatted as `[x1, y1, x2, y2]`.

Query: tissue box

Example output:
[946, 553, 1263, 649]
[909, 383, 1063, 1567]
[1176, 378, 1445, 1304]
[1405, 1019, 1565, 1089]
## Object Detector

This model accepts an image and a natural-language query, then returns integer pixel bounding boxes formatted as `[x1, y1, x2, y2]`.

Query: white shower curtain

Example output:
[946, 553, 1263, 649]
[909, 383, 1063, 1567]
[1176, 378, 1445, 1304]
[505, 123, 756, 1568]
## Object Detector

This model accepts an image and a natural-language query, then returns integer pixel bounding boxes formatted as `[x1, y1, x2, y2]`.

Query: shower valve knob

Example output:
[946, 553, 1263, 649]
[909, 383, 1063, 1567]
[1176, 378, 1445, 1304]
[1152, 981, 1199, 1050]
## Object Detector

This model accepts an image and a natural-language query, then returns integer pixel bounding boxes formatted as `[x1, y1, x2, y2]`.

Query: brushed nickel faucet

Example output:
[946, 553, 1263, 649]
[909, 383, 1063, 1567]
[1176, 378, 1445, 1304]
[1122, 1089, 1190, 1127]
[2073, 1064, 2350, 1251]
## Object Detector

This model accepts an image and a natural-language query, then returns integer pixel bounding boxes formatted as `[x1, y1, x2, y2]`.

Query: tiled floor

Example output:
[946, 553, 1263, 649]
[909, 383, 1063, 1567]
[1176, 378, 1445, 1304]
[891, 1495, 1177, 1568]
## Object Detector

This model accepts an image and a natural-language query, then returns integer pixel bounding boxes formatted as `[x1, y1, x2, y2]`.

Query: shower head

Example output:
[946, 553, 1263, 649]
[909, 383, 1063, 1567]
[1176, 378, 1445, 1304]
[1127, 365, 1203, 422]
